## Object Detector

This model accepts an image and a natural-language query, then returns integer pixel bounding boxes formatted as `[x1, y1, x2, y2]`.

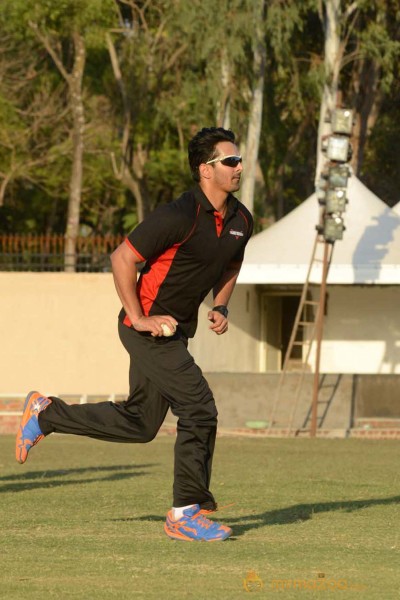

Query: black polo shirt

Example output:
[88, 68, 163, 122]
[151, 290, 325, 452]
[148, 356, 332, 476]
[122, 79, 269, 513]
[119, 185, 253, 337]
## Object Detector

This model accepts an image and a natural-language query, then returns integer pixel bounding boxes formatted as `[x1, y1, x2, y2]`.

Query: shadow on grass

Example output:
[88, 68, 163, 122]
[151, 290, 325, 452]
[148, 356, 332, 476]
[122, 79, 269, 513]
[227, 495, 400, 536]
[0, 463, 158, 493]
[122, 495, 400, 536]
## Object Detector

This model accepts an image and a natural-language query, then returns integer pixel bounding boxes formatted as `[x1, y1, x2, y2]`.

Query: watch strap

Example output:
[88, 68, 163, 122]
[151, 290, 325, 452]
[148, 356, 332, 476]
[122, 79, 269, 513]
[212, 305, 229, 318]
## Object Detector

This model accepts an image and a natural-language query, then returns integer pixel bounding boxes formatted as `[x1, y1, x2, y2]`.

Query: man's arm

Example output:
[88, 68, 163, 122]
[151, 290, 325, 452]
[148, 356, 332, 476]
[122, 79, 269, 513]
[110, 242, 177, 337]
[208, 263, 242, 335]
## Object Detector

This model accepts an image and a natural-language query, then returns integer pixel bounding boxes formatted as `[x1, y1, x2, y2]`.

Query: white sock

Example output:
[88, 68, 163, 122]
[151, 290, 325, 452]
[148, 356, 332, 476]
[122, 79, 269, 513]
[172, 505, 196, 520]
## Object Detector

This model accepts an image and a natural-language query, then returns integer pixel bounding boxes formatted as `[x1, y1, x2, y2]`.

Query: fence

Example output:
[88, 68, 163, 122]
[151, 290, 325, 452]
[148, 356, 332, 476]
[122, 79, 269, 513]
[0, 234, 124, 272]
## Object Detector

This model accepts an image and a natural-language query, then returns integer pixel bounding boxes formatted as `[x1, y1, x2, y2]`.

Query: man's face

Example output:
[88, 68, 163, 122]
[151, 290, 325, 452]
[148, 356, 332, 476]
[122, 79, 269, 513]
[206, 141, 243, 194]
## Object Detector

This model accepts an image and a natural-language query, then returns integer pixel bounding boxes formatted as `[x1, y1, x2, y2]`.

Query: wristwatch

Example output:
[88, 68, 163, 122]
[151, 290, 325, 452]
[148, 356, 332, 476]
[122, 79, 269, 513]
[212, 305, 229, 318]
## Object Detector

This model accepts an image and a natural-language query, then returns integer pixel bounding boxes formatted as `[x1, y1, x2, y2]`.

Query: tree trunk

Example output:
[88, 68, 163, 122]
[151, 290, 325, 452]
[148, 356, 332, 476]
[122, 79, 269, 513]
[64, 32, 86, 272]
[216, 48, 231, 129]
[315, 0, 342, 184]
[28, 22, 86, 270]
[106, 31, 149, 223]
[240, 0, 266, 214]
[117, 144, 148, 223]
[0, 171, 13, 207]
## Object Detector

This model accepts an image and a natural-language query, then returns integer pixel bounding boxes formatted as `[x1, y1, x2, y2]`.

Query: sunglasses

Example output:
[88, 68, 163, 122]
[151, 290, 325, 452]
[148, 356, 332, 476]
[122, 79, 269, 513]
[206, 155, 242, 168]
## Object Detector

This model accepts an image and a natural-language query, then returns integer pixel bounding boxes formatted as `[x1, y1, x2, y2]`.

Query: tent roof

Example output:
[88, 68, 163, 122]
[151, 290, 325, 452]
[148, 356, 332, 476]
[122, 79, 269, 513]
[393, 202, 400, 216]
[238, 176, 400, 285]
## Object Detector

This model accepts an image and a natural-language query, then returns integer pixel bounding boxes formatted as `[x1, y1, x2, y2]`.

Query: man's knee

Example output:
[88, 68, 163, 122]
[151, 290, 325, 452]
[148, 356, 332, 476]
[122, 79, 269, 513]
[139, 422, 163, 443]
[173, 396, 218, 424]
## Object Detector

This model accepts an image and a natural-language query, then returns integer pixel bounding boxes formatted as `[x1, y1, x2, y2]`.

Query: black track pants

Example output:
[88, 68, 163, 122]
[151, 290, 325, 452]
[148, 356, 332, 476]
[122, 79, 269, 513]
[39, 322, 218, 509]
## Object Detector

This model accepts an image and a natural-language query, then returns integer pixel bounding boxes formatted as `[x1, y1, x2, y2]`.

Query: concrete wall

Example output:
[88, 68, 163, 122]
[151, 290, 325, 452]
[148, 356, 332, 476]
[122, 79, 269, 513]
[2, 372, 400, 434]
[0, 273, 259, 395]
[1, 274, 400, 400]
[0, 273, 129, 395]
[1, 272, 400, 432]
[206, 372, 355, 430]
[189, 284, 261, 372]
[308, 286, 400, 374]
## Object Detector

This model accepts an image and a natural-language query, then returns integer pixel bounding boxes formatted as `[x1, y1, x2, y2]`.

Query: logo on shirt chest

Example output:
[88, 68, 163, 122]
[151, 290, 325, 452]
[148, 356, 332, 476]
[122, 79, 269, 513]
[229, 228, 244, 240]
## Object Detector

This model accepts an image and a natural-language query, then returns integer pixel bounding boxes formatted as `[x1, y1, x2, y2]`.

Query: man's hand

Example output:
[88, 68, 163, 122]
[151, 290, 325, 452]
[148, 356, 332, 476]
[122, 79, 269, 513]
[208, 310, 228, 335]
[133, 315, 178, 337]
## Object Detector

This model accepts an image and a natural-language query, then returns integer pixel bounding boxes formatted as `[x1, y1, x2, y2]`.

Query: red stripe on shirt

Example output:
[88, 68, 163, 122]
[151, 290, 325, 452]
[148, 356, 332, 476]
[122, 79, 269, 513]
[132, 203, 200, 316]
[125, 238, 146, 262]
[213, 211, 224, 238]
[123, 315, 133, 327]
[137, 245, 180, 315]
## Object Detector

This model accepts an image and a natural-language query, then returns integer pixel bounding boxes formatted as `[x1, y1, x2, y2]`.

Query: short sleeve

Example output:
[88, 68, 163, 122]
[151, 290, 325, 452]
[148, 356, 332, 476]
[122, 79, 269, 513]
[126, 203, 193, 260]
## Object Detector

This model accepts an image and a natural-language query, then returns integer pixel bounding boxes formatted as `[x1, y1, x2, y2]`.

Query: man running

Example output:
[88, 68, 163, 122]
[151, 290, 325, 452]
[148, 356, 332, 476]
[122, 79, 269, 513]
[16, 127, 253, 542]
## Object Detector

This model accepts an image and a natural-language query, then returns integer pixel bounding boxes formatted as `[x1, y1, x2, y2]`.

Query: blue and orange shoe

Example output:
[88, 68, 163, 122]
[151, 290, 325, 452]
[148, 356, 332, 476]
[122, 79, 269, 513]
[16, 391, 52, 464]
[164, 505, 232, 542]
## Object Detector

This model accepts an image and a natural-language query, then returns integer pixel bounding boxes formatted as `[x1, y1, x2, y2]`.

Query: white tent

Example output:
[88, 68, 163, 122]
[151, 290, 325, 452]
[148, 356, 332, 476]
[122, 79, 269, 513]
[393, 201, 400, 216]
[238, 176, 400, 285]
[192, 178, 400, 375]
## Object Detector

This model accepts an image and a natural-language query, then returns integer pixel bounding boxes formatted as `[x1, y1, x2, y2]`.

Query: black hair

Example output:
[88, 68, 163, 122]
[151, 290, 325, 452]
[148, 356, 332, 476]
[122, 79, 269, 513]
[188, 127, 236, 182]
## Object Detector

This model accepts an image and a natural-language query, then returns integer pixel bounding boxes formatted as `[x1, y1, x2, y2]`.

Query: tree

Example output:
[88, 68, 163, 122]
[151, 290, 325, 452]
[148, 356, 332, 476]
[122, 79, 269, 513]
[1, 0, 398, 243]
[343, 1, 400, 176]
[29, 21, 87, 271]
[1, 0, 116, 268]
[106, 0, 191, 222]
[315, 0, 343, 182]
[0, 33, 68, 213]
[167, 0, 268, 216]
[258, 0, 400, 222]
[240, 0, 267, 214]
[257, 1, 322, 221]
[314, 0, 400, 182]
[106, 0, 259, 221]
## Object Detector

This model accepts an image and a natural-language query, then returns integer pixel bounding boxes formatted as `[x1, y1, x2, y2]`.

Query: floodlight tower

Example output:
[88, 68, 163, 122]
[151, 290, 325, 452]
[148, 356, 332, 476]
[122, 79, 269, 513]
[310, 108, 353, 436]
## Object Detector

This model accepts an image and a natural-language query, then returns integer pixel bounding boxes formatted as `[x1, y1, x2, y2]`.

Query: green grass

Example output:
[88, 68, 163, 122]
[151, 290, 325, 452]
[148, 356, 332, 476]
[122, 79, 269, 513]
[1, 434, 399, 599]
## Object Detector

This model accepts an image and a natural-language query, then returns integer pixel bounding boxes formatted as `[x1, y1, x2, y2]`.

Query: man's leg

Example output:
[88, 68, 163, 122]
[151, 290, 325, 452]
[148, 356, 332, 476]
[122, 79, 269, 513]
[38, 358, 169, 444]
[117, 324, 218, 510]
[39, 379, 168, 444]
[16, 325, 169, 463]
[117, 326, 231, 542]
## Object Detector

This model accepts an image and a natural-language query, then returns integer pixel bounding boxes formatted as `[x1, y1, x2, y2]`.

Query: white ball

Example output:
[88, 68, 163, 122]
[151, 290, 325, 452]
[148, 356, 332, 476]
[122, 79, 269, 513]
[161, 323, 175, 337]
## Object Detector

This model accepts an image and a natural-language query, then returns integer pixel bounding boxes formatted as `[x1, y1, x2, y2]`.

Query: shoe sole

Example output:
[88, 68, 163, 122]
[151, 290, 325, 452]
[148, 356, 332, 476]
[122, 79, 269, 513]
[164, 522, 232, 542]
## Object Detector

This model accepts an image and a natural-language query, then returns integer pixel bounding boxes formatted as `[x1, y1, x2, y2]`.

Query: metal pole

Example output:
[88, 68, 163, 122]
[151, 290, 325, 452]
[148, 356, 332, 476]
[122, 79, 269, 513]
[310, 240, 330, 437]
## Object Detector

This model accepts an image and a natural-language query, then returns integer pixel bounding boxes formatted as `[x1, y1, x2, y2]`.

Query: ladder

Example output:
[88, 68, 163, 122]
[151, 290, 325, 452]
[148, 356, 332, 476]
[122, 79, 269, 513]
[268, 233, 334, 435]
[301, 373, 342, 430]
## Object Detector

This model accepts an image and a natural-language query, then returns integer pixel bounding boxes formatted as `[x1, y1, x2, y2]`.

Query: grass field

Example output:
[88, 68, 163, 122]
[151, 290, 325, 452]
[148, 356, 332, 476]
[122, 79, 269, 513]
[1, 433, 399, 599]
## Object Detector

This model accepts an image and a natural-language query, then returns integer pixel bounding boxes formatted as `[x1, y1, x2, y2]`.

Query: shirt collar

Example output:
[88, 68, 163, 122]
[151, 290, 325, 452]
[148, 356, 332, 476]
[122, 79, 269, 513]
[193, 184, 238, 216]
